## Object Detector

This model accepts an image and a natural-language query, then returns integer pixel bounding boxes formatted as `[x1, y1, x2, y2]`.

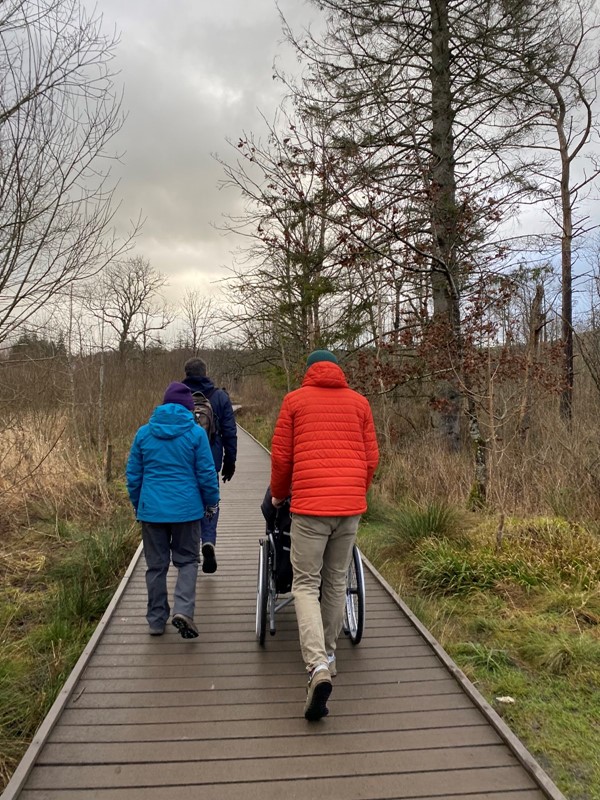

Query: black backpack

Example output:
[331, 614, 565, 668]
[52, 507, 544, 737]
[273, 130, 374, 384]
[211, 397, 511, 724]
[191, 390, 216, 443]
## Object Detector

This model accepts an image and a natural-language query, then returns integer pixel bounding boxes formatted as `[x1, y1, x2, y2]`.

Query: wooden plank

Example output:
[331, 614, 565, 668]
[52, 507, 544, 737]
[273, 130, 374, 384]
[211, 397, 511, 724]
[70, 665, 451, 694]
[38, 723, 501, 764]
[19, 791, 545, 800]
[97, 629, 422, 644]
[81, 653, 440, 680]
[65, 677, 463, 709]
[88, 642, 433, 666]
[92, 631, 423, 653]
[17, 768, 540, 799]
[27, 745, 520, 789]
[47, 708, 493, 744]
[57, 691, 473, 726]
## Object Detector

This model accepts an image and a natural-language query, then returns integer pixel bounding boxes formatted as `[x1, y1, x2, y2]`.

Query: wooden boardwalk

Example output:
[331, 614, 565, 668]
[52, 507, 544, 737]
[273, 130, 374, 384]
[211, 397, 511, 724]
[3, 429, 565, 800]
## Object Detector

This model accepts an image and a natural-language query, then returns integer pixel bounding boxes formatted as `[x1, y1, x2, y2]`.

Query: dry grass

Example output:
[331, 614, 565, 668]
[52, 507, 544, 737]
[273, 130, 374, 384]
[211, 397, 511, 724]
[0, 413, 112, 527]
[372, 435, 473, 505]
[0, 407, 139, 790]
[366, 411, 600, 520]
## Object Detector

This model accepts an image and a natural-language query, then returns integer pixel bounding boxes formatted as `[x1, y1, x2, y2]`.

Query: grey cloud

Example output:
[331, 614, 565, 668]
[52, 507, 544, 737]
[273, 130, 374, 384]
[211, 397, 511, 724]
[90, 0, 316, 287]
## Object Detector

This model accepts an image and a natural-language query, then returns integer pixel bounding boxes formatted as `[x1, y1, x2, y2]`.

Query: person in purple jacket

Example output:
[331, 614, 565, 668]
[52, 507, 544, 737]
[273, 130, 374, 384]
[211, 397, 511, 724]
[126, 382, 220, 639]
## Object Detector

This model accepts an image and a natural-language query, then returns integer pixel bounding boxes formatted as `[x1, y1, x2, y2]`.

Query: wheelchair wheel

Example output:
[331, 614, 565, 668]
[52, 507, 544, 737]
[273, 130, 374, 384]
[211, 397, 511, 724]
[256, 538, 269, 645]
[344, 545, 365, 644]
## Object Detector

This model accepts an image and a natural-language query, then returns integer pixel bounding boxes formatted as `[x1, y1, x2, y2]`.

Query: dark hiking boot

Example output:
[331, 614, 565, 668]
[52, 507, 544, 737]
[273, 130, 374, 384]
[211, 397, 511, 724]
[171, 613, 199, 639]
[201, 542, 217, 574]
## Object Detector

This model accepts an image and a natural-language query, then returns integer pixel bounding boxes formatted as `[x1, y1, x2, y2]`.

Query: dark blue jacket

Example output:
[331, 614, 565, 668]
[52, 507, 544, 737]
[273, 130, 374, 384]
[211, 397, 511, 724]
[182, 375, 237, 472]
[126, 403, 220, 523]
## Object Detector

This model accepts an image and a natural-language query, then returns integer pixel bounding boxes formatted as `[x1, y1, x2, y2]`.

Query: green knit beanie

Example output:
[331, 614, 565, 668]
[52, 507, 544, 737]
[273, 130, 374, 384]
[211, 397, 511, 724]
[306, 349, 338, 367]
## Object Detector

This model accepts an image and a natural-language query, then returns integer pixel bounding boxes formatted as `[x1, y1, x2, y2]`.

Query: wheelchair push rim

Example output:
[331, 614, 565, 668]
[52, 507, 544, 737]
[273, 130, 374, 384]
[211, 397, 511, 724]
[255, 538, 269, 644]
[343, 544, 365, 644]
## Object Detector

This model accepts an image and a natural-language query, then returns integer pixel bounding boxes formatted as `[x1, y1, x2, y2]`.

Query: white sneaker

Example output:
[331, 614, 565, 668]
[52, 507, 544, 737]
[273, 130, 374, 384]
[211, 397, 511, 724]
[304, 664, 332, 721]
[327, 653, 337, 677]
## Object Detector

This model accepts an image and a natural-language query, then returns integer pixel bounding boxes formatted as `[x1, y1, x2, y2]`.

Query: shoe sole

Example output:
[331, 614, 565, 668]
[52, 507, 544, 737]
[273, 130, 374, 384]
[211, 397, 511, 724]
[304, 680, 332, 721]
[202, 544, 217, 574]
[171, 616, 199, 639]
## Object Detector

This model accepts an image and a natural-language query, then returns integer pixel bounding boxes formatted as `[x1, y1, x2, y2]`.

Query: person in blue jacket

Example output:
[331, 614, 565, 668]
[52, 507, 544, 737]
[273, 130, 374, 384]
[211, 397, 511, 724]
[182, 357, 237, 574]
[126, 381, 220, 639]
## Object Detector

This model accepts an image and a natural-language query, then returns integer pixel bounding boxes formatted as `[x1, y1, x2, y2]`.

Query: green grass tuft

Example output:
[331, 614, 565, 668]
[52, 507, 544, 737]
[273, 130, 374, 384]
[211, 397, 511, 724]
[449, 641, 514, 673]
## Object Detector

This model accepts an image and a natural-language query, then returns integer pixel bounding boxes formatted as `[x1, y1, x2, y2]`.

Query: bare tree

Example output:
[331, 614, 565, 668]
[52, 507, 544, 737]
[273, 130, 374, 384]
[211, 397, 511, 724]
[508, 0, 600, 421]
[218, 111, 375, 370]
[180, 289, 215, 354]
[89, 256, 172, 361]
[0, 0, 134, 345]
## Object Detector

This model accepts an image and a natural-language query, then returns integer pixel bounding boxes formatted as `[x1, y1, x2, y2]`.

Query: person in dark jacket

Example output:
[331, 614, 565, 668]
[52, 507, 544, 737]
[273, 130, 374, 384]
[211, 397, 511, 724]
[182, 357, 237, 574]
[126, 381, 220, 639]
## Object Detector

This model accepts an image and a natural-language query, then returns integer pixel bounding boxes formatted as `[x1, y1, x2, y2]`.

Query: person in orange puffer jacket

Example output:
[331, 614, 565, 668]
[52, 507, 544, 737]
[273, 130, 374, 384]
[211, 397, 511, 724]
[270, 349, 379, 720]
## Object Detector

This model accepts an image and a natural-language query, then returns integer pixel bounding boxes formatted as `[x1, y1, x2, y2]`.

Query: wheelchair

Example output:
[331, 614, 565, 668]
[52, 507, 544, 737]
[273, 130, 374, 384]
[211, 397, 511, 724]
[255, 518, 366, 646]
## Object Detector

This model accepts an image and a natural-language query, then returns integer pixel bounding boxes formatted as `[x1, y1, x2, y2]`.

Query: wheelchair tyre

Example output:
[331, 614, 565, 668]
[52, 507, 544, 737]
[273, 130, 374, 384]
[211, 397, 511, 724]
[344, 545, 365, 645]
[256, 539, 269, 645]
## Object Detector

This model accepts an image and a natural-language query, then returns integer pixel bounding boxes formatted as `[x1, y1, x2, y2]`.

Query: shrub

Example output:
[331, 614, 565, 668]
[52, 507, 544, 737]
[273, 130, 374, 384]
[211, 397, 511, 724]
[384, 500, 463, 554]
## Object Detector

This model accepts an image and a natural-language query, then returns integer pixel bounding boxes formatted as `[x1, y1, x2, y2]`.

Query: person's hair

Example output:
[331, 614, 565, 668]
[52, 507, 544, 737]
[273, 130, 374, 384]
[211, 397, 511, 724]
[184, 357, 207, 377]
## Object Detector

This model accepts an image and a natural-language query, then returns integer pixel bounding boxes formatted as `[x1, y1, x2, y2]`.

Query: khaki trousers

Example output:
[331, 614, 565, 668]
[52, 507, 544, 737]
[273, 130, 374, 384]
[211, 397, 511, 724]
[290, 513, 361, 671]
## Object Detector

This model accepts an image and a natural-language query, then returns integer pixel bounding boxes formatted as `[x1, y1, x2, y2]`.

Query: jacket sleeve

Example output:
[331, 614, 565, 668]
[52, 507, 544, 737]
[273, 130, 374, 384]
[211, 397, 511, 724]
[216, 389, 237, 464]
[194, 427, 221, 508]
[363, 401, 379, 489]
[270, 395, 294, 499]
[126, 430, 143, 513]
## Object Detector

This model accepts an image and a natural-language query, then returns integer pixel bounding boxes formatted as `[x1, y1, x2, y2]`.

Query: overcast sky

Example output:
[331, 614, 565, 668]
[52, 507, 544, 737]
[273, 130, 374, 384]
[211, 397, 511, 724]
[90, 0, 317, 303]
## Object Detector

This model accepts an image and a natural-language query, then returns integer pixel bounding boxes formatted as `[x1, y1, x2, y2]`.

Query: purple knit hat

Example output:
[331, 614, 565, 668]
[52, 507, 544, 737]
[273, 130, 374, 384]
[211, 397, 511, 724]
[163, 381, 194, 412]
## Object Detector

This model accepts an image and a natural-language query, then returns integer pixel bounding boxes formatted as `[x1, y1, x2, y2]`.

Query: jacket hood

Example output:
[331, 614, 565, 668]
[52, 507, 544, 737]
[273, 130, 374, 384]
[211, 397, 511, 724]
[148, 403, 196, 439]
[183, 375, 215, 394]
[302, 361, 348, 389]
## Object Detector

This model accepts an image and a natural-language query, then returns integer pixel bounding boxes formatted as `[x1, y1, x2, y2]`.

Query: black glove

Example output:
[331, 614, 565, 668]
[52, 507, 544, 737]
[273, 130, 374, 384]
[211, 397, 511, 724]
[221, 459, 236, 482]
[204, 503, 219, 520]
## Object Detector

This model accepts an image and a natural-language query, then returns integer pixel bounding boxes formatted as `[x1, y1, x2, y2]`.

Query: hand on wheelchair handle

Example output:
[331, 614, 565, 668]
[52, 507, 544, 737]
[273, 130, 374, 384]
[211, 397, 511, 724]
[204, 503, 219, 520]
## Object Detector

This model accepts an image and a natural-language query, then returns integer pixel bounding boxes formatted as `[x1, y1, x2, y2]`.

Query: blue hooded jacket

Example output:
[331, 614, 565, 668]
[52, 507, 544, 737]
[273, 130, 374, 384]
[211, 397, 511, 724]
[182, 375, 237, 471]
[126, 403, 220, 523]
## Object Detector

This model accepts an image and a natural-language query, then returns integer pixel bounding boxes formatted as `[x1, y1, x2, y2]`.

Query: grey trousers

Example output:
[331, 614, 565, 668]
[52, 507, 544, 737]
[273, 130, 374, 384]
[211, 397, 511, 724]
[141, 520, 201, 627]
[290, 513, 361, 671]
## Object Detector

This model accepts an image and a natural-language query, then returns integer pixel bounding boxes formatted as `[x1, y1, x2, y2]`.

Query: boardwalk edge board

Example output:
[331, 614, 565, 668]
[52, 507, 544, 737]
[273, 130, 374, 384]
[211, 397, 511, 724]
[1, 542, 145, 800]
[360, 554, 567, 800]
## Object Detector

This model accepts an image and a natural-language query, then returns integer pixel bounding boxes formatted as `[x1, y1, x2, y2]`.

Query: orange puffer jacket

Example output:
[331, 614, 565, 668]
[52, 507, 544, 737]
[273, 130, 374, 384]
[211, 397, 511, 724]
[270, 361, 379, 516]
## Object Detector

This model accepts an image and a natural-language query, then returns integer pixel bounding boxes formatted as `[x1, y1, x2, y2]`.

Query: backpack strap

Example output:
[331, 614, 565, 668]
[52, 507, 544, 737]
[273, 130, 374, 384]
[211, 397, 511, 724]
[205, 386, 221, 436]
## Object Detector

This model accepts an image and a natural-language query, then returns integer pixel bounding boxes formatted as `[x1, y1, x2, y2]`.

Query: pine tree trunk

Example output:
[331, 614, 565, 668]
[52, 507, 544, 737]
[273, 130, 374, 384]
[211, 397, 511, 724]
[430, 0, 461, 451]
